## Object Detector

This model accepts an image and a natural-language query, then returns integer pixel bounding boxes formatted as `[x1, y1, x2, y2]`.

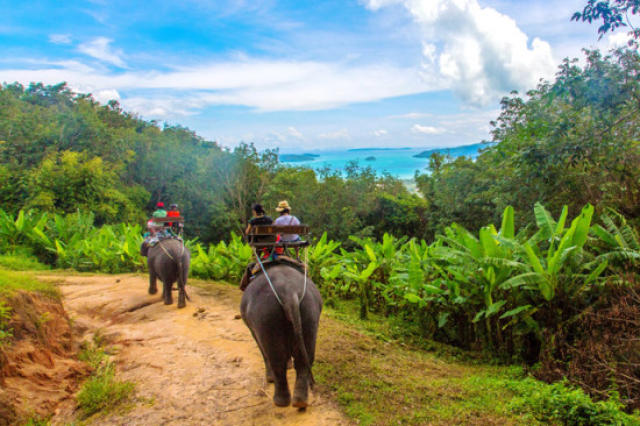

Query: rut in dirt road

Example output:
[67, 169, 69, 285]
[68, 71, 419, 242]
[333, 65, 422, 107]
[46, 274, 350, 426]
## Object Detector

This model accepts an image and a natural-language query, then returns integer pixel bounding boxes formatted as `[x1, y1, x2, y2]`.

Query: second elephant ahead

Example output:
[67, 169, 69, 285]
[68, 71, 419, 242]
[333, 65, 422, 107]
[147, 238, 191, 308]
[241, 264, 322, 408]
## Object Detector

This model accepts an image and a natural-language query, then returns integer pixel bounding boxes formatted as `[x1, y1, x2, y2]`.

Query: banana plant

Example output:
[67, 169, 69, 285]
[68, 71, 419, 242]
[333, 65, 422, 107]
[434, 206, 526, 335]
[344, 260, 378, 319]
[0, 209, 49, 250]
[504, 203, 606, 302]
[591, 208, 640, 271]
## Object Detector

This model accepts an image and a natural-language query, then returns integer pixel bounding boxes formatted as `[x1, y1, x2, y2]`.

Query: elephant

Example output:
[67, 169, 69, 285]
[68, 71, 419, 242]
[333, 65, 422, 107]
[240, 264, 322, 408]
[147, 238, 191, 308]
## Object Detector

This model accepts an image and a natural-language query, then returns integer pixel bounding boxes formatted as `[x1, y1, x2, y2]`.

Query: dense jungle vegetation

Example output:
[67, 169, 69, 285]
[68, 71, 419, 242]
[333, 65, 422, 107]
[1, 47, 639, 418]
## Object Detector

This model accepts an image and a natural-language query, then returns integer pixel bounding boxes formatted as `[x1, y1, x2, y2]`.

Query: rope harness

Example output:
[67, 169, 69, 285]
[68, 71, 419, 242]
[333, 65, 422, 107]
[252, 246, 308, 308]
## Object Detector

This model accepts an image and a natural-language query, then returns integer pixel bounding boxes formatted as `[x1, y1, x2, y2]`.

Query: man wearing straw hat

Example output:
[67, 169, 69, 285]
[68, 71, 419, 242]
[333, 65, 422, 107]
[274, 200, 301, 242]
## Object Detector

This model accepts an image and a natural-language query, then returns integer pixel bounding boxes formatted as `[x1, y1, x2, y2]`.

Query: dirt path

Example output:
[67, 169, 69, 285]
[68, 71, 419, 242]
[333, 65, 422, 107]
[43, 273, 350, 426]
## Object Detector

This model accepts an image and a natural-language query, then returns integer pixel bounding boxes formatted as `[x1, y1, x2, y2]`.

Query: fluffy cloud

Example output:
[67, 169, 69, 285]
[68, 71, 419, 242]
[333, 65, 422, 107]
[373, 129, 388, 136]
[366, 0, 556, 105]
[78, 37, 126, 67]
[411, 124, 445, 134]
[608, 31, 633, 49]
[93, 89, 120, 104]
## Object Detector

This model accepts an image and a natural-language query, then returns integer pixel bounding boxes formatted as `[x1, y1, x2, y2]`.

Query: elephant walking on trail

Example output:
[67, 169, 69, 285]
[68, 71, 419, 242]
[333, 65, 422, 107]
[147, 238, 191, 308]
[240, 264, 322, 408]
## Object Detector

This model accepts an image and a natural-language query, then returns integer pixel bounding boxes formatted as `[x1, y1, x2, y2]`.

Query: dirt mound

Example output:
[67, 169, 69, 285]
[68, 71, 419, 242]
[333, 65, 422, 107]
[0, 291, 89, 425]
[45, 273, 349, 425]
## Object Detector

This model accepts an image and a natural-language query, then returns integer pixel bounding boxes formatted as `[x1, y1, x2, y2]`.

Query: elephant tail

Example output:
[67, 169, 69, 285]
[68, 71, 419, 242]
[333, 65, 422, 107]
[284, 294, 314, 388]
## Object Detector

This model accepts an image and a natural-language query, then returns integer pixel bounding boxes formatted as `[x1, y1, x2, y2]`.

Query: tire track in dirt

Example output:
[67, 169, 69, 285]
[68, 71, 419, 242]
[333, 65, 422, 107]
[43, 274, 350, 426]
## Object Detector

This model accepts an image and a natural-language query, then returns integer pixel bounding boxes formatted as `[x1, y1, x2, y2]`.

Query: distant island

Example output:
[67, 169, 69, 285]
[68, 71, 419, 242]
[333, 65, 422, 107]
[279, 153, 320, 163]
[348, 147, 411, 151]
[413, 142, 489, 159]
[365, 156, 376, 161]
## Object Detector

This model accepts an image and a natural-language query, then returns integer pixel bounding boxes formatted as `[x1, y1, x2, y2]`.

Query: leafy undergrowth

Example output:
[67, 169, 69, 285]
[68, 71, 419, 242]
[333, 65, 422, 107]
[76, 335, 135, 419]
[314, 299, 640, 425]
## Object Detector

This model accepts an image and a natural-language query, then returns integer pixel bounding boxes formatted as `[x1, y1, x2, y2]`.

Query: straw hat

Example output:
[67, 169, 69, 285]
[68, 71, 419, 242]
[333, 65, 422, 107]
[275, 200, 291, 212]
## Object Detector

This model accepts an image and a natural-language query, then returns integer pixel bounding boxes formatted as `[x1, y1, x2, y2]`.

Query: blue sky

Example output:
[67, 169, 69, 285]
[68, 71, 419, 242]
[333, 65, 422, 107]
[0, 0, 632, 151]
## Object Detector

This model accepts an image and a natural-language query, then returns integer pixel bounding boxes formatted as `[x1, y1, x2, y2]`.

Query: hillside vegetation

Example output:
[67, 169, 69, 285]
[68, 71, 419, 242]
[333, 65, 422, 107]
[1, 47, 639, 420]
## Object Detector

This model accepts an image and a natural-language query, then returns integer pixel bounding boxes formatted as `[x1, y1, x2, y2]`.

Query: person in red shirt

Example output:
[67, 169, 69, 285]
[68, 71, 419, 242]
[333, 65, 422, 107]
[167, 203, 181, 234]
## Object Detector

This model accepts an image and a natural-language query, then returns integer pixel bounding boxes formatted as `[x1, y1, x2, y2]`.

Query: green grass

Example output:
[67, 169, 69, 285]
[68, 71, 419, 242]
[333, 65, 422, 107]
[314, 299, 640, 425]
[76, 339, 135, 419]
[0, 268, 60, 299]
[0, 253, 49, 271]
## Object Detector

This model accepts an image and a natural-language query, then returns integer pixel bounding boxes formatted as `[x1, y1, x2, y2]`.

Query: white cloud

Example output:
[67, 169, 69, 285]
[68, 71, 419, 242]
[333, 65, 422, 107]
[78, 37, 126, 67]
[411, 124, 445, 134]
[318, 129, 350, 140]
[373, 129, 388, 136]
[93, 89, 120, 104]
[49, 34, 71, 44]
[608, 32, 633, 49]
[366, 0, 556, 105]
[389, 112, 433, 119]
[288, 126, 304, 139]
[0, 58, 438, 115]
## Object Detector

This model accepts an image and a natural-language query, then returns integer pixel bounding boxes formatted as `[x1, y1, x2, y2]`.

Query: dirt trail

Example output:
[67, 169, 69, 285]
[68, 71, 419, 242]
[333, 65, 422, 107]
[43, 274, 350, 426]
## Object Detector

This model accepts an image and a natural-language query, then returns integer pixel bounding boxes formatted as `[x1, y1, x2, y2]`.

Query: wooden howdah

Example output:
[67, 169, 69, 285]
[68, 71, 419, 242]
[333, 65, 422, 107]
[152, 216, 185, 223]
[247, 225, 310, 248]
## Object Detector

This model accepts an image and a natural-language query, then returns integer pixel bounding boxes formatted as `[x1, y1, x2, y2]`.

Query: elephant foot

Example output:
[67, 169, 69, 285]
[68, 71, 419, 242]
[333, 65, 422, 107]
[292, 385, 309, 408]
[177, 299, 186, 309]
[273, 392, 291, 407]
[148, 287, 157, 295]
[164, 298, 173, 305]
[292, 398, 308, 409]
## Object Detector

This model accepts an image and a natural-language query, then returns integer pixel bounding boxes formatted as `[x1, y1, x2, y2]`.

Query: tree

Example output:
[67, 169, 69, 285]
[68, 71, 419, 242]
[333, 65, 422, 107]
[573, 0, 640, 44]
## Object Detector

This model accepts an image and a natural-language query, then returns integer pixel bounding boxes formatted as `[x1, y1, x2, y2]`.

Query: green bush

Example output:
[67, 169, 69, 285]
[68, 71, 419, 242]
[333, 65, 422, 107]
[508, 378, 640, 425]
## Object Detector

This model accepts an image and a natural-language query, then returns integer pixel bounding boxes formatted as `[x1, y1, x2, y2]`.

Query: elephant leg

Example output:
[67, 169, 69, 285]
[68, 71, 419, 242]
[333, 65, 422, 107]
[163, 280, 173, 305]
[292, 351, 311, 408]
[270, 360, 290, 407]
[292, 315, 319, 408]
[177, 286, 186, 309]
[260, 332, 290, 406]
[148, 270, 158, 295]
[249, 329, 274, 382]
[177, 262, 188, 309]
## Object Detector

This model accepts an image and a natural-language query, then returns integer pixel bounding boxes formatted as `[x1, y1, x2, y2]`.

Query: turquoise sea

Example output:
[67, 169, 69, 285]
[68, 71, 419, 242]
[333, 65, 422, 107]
[280, 142, 487, 179]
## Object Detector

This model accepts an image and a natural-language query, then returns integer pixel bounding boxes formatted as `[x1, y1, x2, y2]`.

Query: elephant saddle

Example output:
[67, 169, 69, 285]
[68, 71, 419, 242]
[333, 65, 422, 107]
[239, 256, 307, 291]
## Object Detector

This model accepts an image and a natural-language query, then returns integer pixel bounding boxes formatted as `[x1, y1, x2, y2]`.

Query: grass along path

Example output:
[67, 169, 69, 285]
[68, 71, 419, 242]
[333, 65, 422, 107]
[314, 303, 531, 425]
[14, 271, 637, 425]
[314, 300, 639, 425]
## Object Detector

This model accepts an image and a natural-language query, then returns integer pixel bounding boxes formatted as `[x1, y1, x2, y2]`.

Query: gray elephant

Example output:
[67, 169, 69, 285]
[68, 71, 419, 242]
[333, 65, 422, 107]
[147, 238, 191, 308]
[240, 264, 322, 408]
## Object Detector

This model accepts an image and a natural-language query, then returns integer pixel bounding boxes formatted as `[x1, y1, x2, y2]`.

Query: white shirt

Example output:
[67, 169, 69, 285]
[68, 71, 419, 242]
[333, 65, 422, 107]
[274, 214, 300, 241]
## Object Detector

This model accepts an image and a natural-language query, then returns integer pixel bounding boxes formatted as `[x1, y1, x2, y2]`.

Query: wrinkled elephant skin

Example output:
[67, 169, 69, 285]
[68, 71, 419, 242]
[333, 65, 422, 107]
[147, 239, 191, 308]
[240, 264, 322, 408]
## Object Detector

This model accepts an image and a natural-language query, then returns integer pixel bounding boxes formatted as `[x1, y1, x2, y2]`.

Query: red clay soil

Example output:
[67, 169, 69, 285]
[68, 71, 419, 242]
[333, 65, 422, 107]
[0, 291, 89, 425]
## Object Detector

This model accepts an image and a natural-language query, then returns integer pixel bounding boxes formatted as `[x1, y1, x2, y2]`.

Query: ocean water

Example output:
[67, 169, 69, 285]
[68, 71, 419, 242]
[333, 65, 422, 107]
[280, 143, 486, 179]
